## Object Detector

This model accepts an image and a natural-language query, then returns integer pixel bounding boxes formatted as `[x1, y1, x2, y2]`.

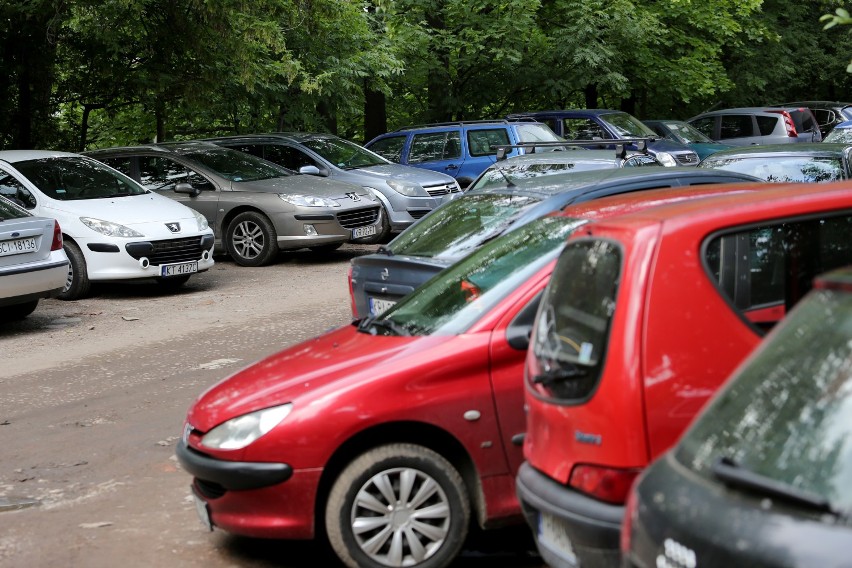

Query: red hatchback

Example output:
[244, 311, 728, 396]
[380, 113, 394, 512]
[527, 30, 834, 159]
[176, 184, 766, 568]
[517, 182, 852, 568]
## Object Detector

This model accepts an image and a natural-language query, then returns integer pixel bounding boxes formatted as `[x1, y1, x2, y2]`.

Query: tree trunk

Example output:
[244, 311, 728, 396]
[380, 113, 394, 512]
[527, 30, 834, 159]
[425, 8, 451, 123]
[584, 84, 598, 109]
[363, 79, 387, 143]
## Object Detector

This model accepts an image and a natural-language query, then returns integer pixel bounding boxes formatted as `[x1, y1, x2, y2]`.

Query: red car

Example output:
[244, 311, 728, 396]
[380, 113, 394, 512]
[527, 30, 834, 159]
[176, 183, 767, 568]
[517, 182, 852, 568]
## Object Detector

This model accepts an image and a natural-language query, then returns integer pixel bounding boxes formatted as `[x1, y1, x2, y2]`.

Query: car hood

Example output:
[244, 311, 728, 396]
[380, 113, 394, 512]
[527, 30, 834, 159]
[187, 325, 453, 432]
[232, 175, 365, 198]
[352, 164, 456, 185]
[43, 191, 198, 224]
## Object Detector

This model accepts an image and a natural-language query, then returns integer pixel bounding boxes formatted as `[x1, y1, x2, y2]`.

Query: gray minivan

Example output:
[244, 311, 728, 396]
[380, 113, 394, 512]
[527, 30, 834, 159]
[688, 107, 822, 146]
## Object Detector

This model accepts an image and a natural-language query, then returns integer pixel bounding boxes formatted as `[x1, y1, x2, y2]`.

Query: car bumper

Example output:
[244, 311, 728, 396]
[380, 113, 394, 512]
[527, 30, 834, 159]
[0, 256, 68, 305]
[176, 440, 320, 539]
[516, 461, 623, 568]
[272, 205, 382, 249]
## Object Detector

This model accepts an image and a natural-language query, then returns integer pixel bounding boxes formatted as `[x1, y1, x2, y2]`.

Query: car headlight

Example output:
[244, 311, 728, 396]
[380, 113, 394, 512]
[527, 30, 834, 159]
[191, 209, 209, 231]
[656, 152, 678, 167]
[200, 403, 293, 450]
[387, 179, 426, 197]
[279, 194, 340, 207]
[80, 217, 144, 238]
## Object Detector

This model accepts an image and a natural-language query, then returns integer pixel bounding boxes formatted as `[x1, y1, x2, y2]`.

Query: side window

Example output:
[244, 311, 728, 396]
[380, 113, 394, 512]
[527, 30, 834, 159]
[756, 116, 779, 136]
[368, 136, 406, 162]
[263, 145, 318, 171]
[0, 172, 37, 209]
[409, 131, 461, 163]
[467, 128, 510, 157]
[704, 213, 852, 331]
[562, 118, 606, 140]
[224, 144, 265, 160]
[139, 157, 214, 192]
[690, 117, 715, 138]
[719, 115, 754, 139]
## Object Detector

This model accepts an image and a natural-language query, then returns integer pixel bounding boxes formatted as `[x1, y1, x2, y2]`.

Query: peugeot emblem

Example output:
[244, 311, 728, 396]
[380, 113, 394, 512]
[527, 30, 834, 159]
[166, 222, 181, 233]
[346, 192, 361, 202]
[380, 268, 389, 281]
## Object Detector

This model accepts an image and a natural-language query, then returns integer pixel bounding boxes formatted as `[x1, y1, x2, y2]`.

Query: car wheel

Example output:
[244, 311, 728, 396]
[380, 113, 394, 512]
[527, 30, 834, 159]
[325, 443, 470, 568]
[309, 243, 343, 254]
[58, 241, 91, 301]
[156, 274, 191, 290]
[226, 211, 278, 267]
[351, 206, 391, 245]
[3, 300, 39, 320]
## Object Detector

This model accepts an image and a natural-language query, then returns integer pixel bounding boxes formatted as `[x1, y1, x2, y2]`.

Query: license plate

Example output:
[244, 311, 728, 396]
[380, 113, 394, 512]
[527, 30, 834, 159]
[369, 297, 397, 316]
[161, 261, 198, 277]
[352, 225, 377, 239]
[0, 237, 37, 257]
[192, 492, 213, 532]
[538, 512, 577, 564]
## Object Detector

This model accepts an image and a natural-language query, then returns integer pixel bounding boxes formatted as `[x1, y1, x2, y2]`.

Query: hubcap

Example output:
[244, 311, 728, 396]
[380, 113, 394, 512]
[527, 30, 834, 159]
[64, 259, 74, 292]
[232, 220, 264, 259]
[350, 467, 450, 567]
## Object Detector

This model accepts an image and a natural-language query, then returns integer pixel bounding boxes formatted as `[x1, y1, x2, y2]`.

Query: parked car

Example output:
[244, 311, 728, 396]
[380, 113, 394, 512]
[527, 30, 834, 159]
[176, 183, 772, 568]
[642, 119, 733, 161]
[85, 142, 382, 266]
[824, 119, 852, 143]
[0, 196, 68, 319]
[506, 109, 700, 166]
[623, 265, 852, 568]
[0, 151, 214, 300]
[688, 106, 822, 146]
[516, 182, 852, 568]
[772, 100, 852, 136]
[205, 133, 461, 242]
[349, 167, 759, 319]
[364, 120, 563, 188]
[699, 143, 852, 182]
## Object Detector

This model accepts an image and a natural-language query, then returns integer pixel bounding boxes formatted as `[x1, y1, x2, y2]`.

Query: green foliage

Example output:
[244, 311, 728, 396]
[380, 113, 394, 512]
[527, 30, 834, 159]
[821, 7, 852, 72]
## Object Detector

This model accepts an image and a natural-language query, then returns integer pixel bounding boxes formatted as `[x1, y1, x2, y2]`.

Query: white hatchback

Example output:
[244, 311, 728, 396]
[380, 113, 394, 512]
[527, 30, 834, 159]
[0, 151, 215, 300]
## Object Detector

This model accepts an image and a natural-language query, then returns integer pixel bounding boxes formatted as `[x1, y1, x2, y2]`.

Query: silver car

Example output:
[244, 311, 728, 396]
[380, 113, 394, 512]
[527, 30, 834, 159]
[688, 107, 822, 146]
[85, 142, 383, 266]
[205, 133, 461, 241]
[0, 196, 68, 319]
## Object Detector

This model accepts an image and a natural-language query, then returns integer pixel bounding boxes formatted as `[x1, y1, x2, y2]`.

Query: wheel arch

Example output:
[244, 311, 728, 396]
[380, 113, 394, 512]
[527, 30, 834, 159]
[219, 205, 271, 236]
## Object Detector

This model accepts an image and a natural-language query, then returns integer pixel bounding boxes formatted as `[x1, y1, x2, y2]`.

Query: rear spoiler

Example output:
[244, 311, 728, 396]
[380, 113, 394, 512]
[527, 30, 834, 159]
[492, 138, 655, 161]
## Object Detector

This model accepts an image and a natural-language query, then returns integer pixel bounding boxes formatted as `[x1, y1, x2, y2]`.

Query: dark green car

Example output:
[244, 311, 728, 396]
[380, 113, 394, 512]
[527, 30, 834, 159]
[699, 143, 852, 182]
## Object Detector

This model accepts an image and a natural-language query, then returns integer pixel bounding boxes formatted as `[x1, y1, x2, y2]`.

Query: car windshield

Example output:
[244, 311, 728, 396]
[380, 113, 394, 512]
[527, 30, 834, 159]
[469, 159, 618, 191]
[701, 156, 844, 183]
[360, 216, 584, 336]
[662, 121, 716, 144]
[13, 156, 147, 200]
[825, 128, 852, 143]
[387, 192, 540, 258]
[0, 195, 30, 219]
[515, 123, 564, 143]
[178, 146, 292, 182]
[675, 285, 852, 514]
[302, 137, 389, 169]
[601, 112, 657, 137]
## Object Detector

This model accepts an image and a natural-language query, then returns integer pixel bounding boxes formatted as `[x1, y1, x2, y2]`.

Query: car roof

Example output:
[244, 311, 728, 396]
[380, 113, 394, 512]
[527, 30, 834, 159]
[389, 120, 540, 133]
[701, 143, 852, 160]
[510, 109, 624, 118]
[85, 141, 224, 156]
[202, 132, 340, 144]
[692, 107, 808, 118]
[0, 150, 83, 163]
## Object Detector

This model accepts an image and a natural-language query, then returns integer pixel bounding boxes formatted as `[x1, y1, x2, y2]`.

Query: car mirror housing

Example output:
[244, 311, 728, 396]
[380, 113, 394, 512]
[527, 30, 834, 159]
[174, 182, 200, 197]
[299, 165, 323, 176]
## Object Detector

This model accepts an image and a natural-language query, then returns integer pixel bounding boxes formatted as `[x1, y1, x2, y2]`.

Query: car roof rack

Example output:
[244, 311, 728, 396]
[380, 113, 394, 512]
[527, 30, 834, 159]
[393, 119, 524, 132]
[493, 138, 654, 161]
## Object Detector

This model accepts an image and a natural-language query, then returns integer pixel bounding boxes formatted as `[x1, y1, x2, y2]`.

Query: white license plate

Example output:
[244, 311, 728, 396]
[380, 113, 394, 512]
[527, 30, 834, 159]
[352, 225, 377, 239]
[0, 237, 37, 257]
[538, 512, 578, 564]
[369, 297, 397, 316]
[192, 493, 213, 531]
[161, 261, 198, 277]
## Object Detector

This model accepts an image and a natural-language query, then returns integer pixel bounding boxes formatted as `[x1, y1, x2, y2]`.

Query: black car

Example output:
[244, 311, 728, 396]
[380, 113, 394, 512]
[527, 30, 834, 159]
[349, 167, 760, 319]
[623, 266, 852, 568]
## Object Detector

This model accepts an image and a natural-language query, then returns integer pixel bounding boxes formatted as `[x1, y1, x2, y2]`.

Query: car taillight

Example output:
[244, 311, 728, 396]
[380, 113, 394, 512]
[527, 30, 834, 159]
[347, 264, 358, 318]
[51, 221, 63, 251]
[568, 464, 642, 504]
[460, 279, 481, 302]
[620, 482, 639, 555]
[767, 109, 798, 137]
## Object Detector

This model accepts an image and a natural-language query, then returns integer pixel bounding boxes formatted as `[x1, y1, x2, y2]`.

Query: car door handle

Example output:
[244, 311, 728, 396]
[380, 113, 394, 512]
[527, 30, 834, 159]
[511, 433, 525, 446]
[444, 164, 459, 171]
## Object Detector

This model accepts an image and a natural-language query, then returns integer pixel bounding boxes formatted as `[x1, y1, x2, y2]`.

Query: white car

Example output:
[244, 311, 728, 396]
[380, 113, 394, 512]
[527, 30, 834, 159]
[0, 196, 69, 319]
[0, 151, 215, 300]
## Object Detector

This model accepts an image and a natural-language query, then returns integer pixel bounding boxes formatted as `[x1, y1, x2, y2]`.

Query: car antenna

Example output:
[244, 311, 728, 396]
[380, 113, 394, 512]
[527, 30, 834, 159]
[492, 145, 516, 187]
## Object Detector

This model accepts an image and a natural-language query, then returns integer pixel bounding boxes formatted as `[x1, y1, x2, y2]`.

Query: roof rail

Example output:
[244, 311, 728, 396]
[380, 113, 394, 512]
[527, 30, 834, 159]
[393, 119, 517, 132]
[493, 138, 655, 161]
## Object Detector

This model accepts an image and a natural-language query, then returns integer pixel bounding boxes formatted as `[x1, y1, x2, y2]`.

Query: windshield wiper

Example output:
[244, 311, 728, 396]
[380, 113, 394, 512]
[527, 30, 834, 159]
[358, 316, 409, 336]
[712, 456, 843, 517]
[532, 364, 589, 386]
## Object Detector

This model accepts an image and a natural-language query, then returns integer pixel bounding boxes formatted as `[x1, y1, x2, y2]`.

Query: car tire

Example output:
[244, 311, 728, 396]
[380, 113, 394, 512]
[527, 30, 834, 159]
[226, 211, 278, 267]
[156, 274, 191, 290]
[3, 300, 39, 320]
[351, 206, 391, 245]
[309, 243, 343, 254]
[58, 240, 91, 301]
[325, 443, 470, 568]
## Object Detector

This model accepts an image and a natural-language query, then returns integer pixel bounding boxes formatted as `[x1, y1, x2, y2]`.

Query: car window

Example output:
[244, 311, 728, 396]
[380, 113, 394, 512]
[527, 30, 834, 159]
[12, 156, 146, 201]
[514, 123, 563, 143]
[0, 171, 37, 209]
[690, 117, 715, 138]
[663, 121, 715, 144]
[220, 143, 266, 160]
[824, 128, 852, 143]
[467, 129, 510, 157]
[0, 193, 31, 219]
[674, 285, 852, 512]
[756, 115, 779, 136]
[177, 146, 291, 182]
[137, 156, 215, 192]
[704, 213, 852, 330]
[302, 137, 387, 168]
[600, 113, 657, 137]
[409, 131, 462, 163]
[719, 115, 754, 139]
[706, 155, 844, 183]
[562, 118, 607, 141]
[368, 135, 406, 162]
[262, 144, 317, 171]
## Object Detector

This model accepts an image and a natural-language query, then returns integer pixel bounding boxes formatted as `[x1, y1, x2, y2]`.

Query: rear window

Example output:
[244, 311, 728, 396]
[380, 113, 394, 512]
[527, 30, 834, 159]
[674, 285, 852, 513]
[720, 115, 755, 139]
[700, 156, 845, 183]
[409, 131, 462, 163]
[467, 129, 510, 157]
[756, 115, 778, 135]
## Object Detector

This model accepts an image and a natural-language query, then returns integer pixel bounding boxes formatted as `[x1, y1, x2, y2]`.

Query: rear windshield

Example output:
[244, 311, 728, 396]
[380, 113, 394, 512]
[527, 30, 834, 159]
[178, 146, 292, 182]
[675, 286, 852, 514]
[302, 137, 388, 169]
[700, 156, 845, 183]
[825, 128, 852, 143]
[515, 123, 563, 143]
[469, 159, 613, 191]
[661, 121, 715, 144]
[387, 192, 540, 258]
[0, 195, 30, 220]
[13, 157, 147, 200]
[600, 113, 657, 137]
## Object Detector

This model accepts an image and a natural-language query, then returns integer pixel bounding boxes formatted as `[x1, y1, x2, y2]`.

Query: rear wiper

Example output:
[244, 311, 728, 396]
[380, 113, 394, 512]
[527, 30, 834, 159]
[712, 456, 843, 517]
[532, 364, 589, 386]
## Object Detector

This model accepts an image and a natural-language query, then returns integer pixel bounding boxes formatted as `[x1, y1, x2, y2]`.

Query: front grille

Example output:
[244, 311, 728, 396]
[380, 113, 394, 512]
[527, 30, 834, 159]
[195, 478, 227, 499]
[676, 153, 699, 165]
[424, 182, 460, 197]
[337, 206, 380, 229]
[125, 236, 208, 264]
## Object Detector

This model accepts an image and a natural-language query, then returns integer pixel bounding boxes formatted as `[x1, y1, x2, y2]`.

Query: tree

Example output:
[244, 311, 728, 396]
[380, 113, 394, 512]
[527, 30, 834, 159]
[822, 7, 852, 71]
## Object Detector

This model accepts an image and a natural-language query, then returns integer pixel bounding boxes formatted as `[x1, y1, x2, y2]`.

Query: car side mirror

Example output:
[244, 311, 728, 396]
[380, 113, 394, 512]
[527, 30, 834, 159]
[174, 182, 200, 197]
[299, 165, 324, 176]
[506, 291, 544, 350]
